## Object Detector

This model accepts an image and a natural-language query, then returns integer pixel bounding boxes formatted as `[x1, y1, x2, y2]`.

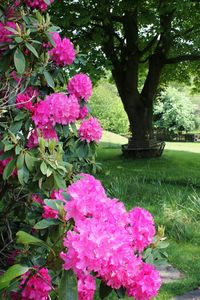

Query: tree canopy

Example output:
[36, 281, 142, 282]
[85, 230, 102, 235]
[52, 0, 200, 83]
[52, 0, 200, 156]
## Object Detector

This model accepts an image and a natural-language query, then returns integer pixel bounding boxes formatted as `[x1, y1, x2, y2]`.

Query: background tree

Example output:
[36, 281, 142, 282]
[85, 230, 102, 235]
[154, 86, 197, 133]
[52, 0, 200, 156]
[90, 79, 129, 136]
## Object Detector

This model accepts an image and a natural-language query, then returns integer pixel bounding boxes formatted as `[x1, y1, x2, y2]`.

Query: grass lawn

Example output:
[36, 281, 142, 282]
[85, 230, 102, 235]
[95, 132, 200, 299]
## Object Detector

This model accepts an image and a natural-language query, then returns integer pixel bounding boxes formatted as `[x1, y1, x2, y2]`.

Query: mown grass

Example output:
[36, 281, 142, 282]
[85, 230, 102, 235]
[95, 137, 200, 299]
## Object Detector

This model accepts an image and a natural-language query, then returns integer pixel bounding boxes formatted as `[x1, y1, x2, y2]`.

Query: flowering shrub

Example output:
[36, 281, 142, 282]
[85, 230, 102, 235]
[0, 1, 165, 300]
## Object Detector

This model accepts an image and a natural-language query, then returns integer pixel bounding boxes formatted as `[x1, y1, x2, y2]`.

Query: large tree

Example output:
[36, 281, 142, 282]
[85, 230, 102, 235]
[52, 0, 200, 156]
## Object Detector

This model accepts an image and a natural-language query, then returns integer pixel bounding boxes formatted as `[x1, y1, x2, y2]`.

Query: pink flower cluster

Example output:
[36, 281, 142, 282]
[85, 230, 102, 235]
[60, 174, 161, 300]
[67, 74, 92, 101]
[32, 93, 80, 127]
[128, 207, 156, 252]
[0, 22, 17, 50]
[27, 127, 58, 148]
[78, 117, 102, 143]
[49, 32, 76, 66]
[16, 86, 39, 111]
[24, 0, 54, 12]
[78, 106, 89, 120]
[16, 267, 52, 300]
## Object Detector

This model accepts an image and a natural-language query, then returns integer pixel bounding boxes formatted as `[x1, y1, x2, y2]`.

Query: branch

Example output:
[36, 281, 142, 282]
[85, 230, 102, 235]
[165, 54, 200, 64]
[140, 34, 159, 56]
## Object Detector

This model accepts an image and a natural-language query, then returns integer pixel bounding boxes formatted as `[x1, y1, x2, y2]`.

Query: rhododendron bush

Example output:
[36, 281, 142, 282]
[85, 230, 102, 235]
[0, 1, 165, 299]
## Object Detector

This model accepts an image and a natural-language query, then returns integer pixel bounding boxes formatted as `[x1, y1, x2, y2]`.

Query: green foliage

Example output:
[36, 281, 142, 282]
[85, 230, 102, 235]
[90, 80, 129, 136]
[154, 86, 197, 132]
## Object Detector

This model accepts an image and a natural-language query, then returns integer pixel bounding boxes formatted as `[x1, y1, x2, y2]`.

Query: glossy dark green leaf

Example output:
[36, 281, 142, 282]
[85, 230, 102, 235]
[34, 219, 59, 229]
[25, 153, 36, 172]
[44, 70, 55, 88]
[40, 161, 48, 175]
[14, 48, 26, 74]
[99, 281, 113, 299]
[58, 270, 77, 300]
[16, 231, 50, 249]
[3, 158, 16, 180]
[44, 199, 64, 210]
[25, 42, 39, 58]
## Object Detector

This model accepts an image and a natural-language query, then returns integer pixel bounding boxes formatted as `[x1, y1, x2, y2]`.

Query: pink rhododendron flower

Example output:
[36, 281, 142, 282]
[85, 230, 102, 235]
[0, 22, 17, 51]
[32, 194, 43, 205]
[49, 32, 75, 66]
[78, 117, 102, 143]
[127, 263, 161, 300]
[18, 267, 52, 300]
[67, 73, 92, 101]
[32, 93, 80, 127]
[128, 207, 156, 252]
[27, 127, 58, 148]
[24, 0, 54, 12]
[61, 174, 161, 300]
[16, 86, 39, 111]
[42, 205, 58, 219]
[78, 274, 96, 300]
[78, 106, 89, 120]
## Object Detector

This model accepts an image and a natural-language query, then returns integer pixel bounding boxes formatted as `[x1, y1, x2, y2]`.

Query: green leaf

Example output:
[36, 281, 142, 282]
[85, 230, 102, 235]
[15, 37, 23, 43]
[25, 153, 36, 172]
[40, 161, 48, 175]
[58, 270, 77, 300]
[44, 199, 64, 210]
[71, 123, 77, 135]
[99, 281, 112, 299]
[4, 143, 15, 151]
[61, 191, 71, 201]
[53, 172, 66, 189]
[9, 121, 23, 134]
[17, 152, 25, 170]
[46, 32, 56, 47]
[0, 150, 13, 160]
[63, 125, 69, 138]
[4, 26, 18, 34]
[115, 287, 126, 298]
[34, 219, 59, 229]
[14, 111, 27, 121]
[17, 168, 24, 185]
[14, 48, 26, 74]
[16, 231, 50, 249]
[0, 264, 29, 290]
[15, 145, 22, 155]
[157, 241, 169, 249]
[44, 70, 55, 88]
[25, 42, 39, 58]
[44, 0, 51, 5]
[3, 158, 16, 180]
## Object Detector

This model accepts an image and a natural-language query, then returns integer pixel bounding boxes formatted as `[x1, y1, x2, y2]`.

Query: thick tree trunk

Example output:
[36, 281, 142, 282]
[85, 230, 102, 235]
[112, 54, 165, 157]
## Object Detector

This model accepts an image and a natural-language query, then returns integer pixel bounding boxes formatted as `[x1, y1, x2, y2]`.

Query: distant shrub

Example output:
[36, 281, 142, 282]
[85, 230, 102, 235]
[154, 86, 197, 132]
[90, 81, 129, 135]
